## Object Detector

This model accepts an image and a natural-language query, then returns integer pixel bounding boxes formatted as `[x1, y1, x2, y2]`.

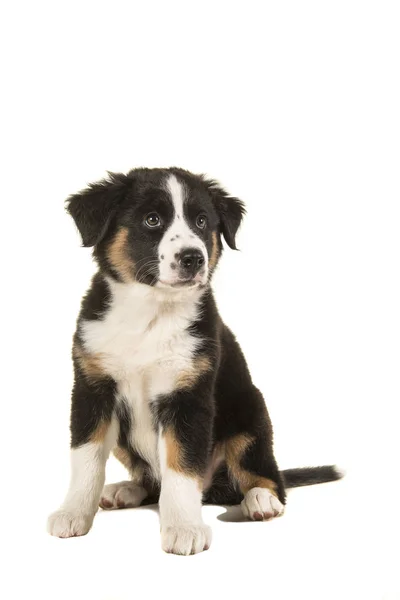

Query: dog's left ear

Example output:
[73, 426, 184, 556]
[203, 178, 246, 249]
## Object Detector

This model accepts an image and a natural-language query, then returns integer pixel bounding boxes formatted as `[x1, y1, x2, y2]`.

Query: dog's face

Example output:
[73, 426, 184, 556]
[67, 168, 245, 289]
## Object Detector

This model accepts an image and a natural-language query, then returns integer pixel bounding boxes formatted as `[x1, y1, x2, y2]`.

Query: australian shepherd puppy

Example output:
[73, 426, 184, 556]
[48, 167, 341, 555]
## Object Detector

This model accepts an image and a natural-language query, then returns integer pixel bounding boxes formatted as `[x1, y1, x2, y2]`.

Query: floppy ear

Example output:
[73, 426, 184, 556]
[66, 172, 132, 247]
[203, 178, 246, 250]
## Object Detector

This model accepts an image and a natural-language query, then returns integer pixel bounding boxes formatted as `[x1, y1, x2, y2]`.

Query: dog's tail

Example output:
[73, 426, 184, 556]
[281, 465, 344, 489]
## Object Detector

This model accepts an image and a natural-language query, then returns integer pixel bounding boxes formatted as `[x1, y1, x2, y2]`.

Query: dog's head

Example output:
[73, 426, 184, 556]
[67, 167, 245, 289]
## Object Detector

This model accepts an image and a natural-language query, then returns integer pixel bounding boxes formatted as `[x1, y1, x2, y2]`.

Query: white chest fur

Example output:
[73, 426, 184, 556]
[81, 279, 204, 476]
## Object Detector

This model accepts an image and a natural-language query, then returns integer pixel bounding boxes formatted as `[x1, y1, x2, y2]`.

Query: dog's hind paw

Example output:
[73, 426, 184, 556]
[99, 481, 148, 509]
[241, 487, 284, 521]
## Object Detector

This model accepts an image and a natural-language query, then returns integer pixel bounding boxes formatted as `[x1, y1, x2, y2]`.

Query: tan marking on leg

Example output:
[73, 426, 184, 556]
[163, 429, 203, 488]
[225, 434, 278, 496]
[113, 447, 144, 483]
[203, 443, 225, 492]
[164, 429, 184, 473]
[113, 447, 132, 471]
[73, 343, 106, 380]
[175, 355, 212, 391]
[90, 421, 109, 443]
[225, 433, 253, 483]
[208, 231, 220, 270]
[107, 227, 135, 282]
[245, 477, 278, 495]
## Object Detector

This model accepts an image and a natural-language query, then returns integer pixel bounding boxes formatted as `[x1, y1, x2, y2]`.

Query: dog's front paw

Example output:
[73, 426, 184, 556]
[47, 509, 94, 538]
[161, 524, 212, 555]
[241, 487, 284, 521]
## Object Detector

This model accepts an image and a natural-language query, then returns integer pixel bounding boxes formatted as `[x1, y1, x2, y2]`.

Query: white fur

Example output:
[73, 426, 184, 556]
[333, 466, 346, 479]
[158, 174, 208, 285]
[241, 487, 284, 521]
[100, 481, 148, 509]
[81, 278, 205, 480]
[48, 417, 119, 537]
[161, 524, 212, 555]
[158, 432, 211, 554]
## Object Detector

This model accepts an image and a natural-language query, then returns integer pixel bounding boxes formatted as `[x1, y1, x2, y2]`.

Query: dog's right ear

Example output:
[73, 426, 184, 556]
[66, 172, 132, 247]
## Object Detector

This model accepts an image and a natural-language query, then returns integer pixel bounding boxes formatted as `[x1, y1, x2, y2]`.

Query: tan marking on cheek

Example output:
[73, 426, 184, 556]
[73, 344, 106, 380]
[175, 355, 212, 391]
[107, 227, 135, 282]
[208, 231, 220, 271]
[225, 434, 278, 496]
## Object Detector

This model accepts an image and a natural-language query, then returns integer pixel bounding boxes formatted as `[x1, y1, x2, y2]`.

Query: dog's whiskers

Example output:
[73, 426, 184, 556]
[135, 259, 159, 283]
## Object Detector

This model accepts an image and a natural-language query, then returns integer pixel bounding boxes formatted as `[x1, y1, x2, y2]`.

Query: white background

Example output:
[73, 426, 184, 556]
[1, 1, 399, 599]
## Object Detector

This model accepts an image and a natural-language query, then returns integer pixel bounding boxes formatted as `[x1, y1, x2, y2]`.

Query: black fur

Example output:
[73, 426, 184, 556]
[282, 465, 342, 488]
[67, 172, 132, 247]
[203, 177, 246, 249]
[154, 371, 216, 476]
[70, 364, 116, 448]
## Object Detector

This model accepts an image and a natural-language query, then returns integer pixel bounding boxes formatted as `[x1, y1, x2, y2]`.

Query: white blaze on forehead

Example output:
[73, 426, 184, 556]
[166, 173, 186, 217]
[158, 174, 208, 284]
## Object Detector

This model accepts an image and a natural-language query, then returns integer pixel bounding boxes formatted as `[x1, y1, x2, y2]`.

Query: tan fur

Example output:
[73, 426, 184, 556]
[225, 434, 278, 495]
[164, 429, 184, 472]
[90, 421, 109, 443]
[209, 231, 219, 270]
[113, 447, 145, 483]
[73, 343, 105, 380]
[113, 447, 132, 471]
[175, 355, 212, 391]
[203, 443, 225, 492]
[242, 476, 278, 495]
[107, 227, 134, 282]
[225, 433, 253, 474]
[163, 430, 203, 489]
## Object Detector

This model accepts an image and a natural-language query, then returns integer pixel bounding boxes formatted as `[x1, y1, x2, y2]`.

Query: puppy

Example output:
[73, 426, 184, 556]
[48, 167, 341, 555]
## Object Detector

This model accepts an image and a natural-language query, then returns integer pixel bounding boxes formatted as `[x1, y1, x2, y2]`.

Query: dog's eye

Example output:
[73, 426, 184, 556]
[145, 213, 161, 228]
[196, 215, 207, 230]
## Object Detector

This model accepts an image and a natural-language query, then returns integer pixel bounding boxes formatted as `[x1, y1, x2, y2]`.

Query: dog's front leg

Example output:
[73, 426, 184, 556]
[156, 375, 214, 555]
[48, 372, 118, 538]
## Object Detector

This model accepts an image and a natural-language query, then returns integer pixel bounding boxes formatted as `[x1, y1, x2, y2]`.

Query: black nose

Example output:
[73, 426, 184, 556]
[178, 248, 205, 277]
